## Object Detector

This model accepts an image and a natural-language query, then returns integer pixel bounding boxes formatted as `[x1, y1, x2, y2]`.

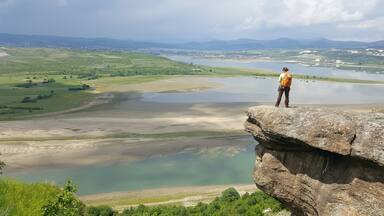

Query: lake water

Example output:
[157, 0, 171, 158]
[143, 77, 384, 104]
[4, 61, 384, 195]
[166, 55, 384, 81]
[8, 138, 256, 195]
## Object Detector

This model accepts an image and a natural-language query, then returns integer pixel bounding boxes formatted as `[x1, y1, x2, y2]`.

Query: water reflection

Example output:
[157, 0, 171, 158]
[9, 142, 255, 195]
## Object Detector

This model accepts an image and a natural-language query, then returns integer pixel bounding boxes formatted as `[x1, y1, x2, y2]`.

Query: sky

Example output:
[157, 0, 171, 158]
[0, 0, 383, 42]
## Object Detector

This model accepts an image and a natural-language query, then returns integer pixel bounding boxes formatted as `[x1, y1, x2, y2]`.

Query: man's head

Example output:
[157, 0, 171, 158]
[282, 67, 289, 72]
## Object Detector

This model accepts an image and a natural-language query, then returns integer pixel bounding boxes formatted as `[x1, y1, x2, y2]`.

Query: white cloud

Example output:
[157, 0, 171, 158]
[0, 0, 383, 41]
[338, 16, 384, 29]
[235, 0, 377, 29]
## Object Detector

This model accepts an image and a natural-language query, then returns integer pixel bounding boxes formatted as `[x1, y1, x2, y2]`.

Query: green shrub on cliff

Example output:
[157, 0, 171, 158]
[0, 179, 86, 216]
[221, 187, 240, 202]
[85, 205, 117, 216]
[118, 188, 283, 216]
[42, 180, 85, 216]
[0, 179, 60, 216]
[0, 178, 283, 216]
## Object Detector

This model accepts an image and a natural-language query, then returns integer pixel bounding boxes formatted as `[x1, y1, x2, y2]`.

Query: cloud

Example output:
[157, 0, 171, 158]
[0, 0, 382, 41]
[338, 16, 384, 29]
[236, 0, 377, 29]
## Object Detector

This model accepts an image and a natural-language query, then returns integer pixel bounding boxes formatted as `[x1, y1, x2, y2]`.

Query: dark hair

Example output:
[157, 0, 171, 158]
[282, 67, 289, 72]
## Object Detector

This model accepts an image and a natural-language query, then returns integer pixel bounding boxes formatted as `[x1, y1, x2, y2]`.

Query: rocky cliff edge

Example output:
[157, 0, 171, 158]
[244, 106, 384, 216]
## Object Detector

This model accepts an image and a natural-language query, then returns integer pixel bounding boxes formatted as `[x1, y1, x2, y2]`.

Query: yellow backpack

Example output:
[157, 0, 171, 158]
[280, 73, 292, 87]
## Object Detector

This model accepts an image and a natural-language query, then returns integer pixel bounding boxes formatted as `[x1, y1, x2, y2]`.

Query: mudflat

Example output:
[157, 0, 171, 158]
[0, 76, 252, 172]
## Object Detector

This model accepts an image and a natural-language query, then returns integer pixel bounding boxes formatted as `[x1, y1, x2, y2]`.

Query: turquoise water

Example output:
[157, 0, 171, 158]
[8, 140, 256, 195]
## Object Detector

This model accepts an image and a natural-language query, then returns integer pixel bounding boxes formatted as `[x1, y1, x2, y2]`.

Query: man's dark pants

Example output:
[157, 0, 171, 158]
[275, 86, 290, 107]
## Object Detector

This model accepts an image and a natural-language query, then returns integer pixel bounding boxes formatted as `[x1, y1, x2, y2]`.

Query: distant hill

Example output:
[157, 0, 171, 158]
[367, 40, 384, 48]
[0, 33, 170, 50]
[179, 38, 369, 50]
[0, 33, 383, 50]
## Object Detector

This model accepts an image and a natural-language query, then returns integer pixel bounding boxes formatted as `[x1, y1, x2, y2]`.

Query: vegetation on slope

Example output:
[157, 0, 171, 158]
[117, 188, 283, 216]
[41, 180, 85, 216]
[0, 179, 60, 216]
[0, 179, 285, 216]
[0, 48, 200, 77]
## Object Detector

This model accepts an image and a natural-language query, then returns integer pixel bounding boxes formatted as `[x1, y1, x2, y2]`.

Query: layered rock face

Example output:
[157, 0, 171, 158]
[244, 106, 384, 216]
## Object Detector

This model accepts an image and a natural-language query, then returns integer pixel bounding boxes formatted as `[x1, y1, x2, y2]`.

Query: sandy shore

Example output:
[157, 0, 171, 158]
[90, 76, 222, 93]
[81, 184, 257, 210]
[3, 134, 250, 172]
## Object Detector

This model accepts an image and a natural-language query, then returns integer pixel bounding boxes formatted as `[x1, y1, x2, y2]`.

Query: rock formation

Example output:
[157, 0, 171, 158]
[244, 106, 384, 216]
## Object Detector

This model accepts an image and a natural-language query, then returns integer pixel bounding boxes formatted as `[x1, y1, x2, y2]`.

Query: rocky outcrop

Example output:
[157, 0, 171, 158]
[244, 106, 384, 216]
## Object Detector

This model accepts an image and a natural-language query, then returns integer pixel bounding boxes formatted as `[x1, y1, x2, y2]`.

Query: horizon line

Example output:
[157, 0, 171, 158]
[0, 32, 382, 44]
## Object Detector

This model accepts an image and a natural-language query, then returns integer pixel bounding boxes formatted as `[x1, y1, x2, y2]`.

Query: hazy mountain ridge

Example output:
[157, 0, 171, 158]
[0, 33, 383, 50]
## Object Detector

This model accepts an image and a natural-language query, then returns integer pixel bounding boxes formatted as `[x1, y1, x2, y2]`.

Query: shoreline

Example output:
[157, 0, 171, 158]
[208, 68, 384, 84]
[171, 54, 384, 75]
[1, 102, 382, 172]
[17, 93, 114, 119]
[80, 184, 257, 210]
[0, 74, 383, 122]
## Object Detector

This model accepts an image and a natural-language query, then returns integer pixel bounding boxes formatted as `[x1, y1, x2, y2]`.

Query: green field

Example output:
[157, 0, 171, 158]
[0, 47, 203, 119]
[0, 47, 383, 120]
[0, 47, 208, 77]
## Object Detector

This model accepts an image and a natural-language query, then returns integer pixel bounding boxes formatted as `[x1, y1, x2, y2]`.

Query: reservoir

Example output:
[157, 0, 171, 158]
[4, 61, 384, 195]
[166, 55, 384, 81]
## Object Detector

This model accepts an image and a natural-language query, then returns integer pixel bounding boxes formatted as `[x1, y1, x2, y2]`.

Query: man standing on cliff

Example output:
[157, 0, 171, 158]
[275, 67, 292, 108]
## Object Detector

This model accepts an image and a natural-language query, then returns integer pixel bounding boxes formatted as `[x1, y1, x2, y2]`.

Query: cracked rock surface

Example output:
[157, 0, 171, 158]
[245, 106, 384, 216]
